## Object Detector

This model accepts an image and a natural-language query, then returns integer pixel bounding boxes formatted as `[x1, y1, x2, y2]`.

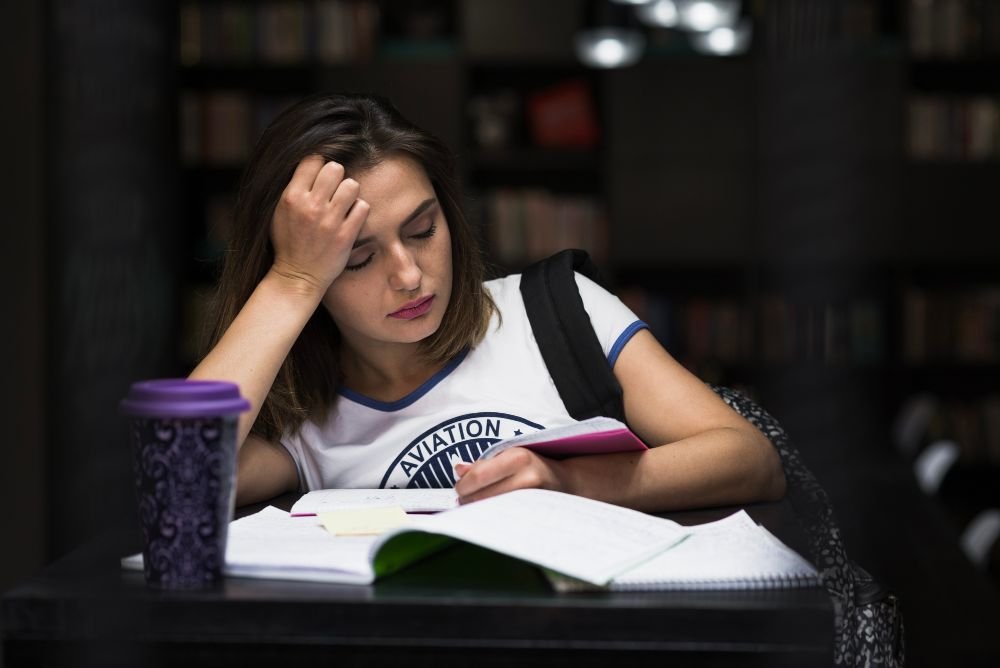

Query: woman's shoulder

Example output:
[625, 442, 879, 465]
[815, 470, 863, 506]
[483, 273, 522, 311]
[482, 269, 620, 315]
[484, 269, 615, 304]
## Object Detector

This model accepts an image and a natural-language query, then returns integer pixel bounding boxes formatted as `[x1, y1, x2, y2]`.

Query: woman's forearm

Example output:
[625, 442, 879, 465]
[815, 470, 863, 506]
[558, 426, 786, 513]
[189, 269, 326, 447]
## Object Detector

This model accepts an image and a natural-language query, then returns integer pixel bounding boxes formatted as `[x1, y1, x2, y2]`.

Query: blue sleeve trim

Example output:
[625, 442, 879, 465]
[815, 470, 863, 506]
[607, 320, 648, 368]
[338, 348, 469, 412]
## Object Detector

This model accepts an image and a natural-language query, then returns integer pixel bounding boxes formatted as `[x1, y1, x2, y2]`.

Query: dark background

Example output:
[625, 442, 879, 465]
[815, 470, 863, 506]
[2, 1, 999, 666]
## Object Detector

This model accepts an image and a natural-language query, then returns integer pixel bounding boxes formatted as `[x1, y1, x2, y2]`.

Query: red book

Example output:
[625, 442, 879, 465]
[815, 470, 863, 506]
[526, 79, 600, 149]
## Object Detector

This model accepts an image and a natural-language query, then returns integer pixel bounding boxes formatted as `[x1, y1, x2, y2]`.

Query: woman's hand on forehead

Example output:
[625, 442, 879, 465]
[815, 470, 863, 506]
[268, 156, 371, 295]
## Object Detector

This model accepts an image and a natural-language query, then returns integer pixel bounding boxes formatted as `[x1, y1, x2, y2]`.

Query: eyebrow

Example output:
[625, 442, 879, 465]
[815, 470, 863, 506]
[351, 198, 437, 249]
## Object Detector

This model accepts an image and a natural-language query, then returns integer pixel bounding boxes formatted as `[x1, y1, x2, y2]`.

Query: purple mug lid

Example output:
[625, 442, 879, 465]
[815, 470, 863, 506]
[120, 379, 251, 418]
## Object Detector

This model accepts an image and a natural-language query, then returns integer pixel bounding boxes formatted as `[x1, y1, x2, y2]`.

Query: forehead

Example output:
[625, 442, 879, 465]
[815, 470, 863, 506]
[353, 155, 434, 213]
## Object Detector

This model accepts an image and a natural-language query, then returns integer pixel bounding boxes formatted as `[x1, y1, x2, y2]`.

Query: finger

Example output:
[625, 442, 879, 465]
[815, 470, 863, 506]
[310, 160, 347, 200]
[327, 178, 362, 222]
[334, 197, 369, 247]
[453, 453, 519, 498]
[457, 470, 531, 504]
[287, 155, 325, 193]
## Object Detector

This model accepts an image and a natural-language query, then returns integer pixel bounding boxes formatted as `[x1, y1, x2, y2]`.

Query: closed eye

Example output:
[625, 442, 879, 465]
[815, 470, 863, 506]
[410, 221, 437, 240]
[344, 252, 374, 271]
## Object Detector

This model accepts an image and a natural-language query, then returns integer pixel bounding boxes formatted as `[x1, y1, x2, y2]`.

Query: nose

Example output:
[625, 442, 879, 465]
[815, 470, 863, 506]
[387, 243, 422, 292]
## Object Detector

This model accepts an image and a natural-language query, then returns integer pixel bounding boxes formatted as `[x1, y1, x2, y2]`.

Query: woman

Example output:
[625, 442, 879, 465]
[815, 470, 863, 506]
[192, 93, 785, 510]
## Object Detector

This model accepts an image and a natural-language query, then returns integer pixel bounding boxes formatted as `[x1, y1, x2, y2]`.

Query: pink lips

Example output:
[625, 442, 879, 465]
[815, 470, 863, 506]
[388, 295, 435, 320]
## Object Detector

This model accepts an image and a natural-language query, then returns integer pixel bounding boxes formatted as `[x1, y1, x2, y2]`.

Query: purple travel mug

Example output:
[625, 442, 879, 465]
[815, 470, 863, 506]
[121, 379, 250, 589]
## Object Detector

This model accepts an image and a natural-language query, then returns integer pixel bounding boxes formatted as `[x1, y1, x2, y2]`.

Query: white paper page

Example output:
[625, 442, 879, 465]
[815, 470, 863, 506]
[611, 510, 819, 590]
[121, 506, 380, 585]
[225, 506, 379, 583]
[390, 488, 688, 586]
[290, 488, 459, 515]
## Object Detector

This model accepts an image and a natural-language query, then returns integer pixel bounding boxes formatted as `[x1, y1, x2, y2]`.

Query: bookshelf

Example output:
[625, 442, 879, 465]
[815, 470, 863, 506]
[172, 1, 995, 435]
[885, 1, 1000, 599]
[897, 0, 1000, 461]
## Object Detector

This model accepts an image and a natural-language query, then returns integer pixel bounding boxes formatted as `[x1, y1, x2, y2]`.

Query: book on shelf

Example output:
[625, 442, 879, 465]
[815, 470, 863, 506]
[377, 0, 454, 57]
[179, 91, 201, 165]
[615, 287, 754, 370]
[525, 79, 600, 150]
[203, 192, 236, 257]
[758, 295, 885, 366]
[179, 3, 202, 66]
[316, 0, 380, 64]
[179, 1, 384, 67]
[180, 93, 298, 167]
[123, 488, 819, 590]
[256, 1, 309, 65]
[202, 91, 252, 165]
[907, 0, 1000, 59]
[622, 288, 883, 369]
[849, 299, 884, 364]
[908, 96, 1000, 161]
[901, 287, 1000, 364]
[206, 3, 255, 65]
[180, 3, 255, 66]
[486, 189, 608, 264]
[902, 290, 928, 363]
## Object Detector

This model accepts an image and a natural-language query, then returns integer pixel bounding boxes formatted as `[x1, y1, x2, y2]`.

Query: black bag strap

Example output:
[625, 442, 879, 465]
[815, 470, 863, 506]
[518, 249, 626, 423]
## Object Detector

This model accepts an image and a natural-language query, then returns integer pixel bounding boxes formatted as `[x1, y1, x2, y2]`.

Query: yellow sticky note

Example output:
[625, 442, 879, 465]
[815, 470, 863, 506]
[318, 506, 412, 536]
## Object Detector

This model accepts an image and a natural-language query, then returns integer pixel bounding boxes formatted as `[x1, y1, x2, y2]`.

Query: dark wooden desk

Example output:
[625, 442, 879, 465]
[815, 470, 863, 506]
[2, 497, 833, 667]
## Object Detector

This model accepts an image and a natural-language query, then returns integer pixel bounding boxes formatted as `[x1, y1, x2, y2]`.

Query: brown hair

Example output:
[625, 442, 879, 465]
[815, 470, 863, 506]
[206, 93, 495, 441]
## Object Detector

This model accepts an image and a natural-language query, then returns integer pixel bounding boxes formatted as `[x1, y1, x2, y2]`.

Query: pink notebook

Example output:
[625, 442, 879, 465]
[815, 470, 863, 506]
[479, 416, 647, 461]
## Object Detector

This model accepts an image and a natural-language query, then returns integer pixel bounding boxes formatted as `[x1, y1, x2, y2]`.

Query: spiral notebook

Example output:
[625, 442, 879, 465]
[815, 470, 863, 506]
[549, 509, 820, 592]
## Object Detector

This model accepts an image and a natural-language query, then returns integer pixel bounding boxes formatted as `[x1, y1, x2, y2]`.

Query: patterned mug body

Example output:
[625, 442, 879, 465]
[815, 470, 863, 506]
[130, 415, 237, 589]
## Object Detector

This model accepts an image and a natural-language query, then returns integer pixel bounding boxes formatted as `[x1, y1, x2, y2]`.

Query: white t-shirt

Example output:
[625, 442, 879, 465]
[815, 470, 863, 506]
[281, 272, 647, 491]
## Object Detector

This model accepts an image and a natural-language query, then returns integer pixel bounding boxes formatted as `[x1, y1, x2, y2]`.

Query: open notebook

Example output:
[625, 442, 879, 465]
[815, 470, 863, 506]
[123, 489, 819, 591]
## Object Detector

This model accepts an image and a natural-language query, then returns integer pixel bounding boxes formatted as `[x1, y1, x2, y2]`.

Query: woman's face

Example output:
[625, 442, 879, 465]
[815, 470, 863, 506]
[321, 154, 453, 357]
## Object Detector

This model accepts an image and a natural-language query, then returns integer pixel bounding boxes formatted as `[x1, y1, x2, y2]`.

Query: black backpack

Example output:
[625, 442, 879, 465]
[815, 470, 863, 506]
[519, 249, 905, 667]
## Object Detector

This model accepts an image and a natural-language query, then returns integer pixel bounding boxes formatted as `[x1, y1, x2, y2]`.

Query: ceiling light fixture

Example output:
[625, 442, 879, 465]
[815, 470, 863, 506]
[676, 0, 741, 32]
[575, 27, 646, 68]
[688, 20, 752, 55]
[635, 0, 679, 28]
